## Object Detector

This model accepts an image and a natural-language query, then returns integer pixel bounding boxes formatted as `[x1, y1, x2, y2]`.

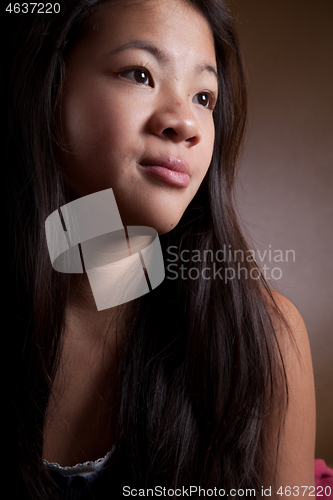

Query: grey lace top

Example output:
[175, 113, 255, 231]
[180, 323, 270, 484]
[43, 447, 116, 499]
[43, 448, 114, 478]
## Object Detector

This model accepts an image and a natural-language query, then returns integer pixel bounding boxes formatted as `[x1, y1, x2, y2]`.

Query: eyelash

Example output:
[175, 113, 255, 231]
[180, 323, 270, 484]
[119, 65, 217, 111]
[119, 64, 154, 87]
[194, 91, 217, 111]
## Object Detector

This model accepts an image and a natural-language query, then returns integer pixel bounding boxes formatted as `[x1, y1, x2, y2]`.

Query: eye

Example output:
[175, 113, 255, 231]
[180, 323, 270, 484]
[193, 91, 217, 110]
[120, 67, 154, 87]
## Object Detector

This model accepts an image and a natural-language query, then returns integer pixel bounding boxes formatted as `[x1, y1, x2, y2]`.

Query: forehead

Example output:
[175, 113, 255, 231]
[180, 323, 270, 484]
[80, 0, 216, 66]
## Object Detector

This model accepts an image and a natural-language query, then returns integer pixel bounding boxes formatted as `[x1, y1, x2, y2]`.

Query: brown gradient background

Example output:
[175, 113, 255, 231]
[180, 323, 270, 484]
[228, 0, 333, 464]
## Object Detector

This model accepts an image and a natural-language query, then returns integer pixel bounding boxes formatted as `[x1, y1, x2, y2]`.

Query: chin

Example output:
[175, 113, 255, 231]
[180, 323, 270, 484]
[123, 214, 182, 236]
[120, 207, 182, 235]
[116, 195, 187, 236]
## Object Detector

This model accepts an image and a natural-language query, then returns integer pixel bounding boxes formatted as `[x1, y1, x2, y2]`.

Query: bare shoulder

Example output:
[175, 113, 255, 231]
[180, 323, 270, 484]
[266, 290, 311, 359]
[265, 290, 316, 497]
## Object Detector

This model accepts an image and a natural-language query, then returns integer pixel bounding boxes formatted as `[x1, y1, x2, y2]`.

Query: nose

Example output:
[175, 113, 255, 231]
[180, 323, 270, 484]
[148, 95, 201, 147]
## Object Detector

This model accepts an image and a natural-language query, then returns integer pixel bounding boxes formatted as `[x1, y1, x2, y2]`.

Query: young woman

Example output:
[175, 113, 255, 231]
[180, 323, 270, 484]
[8, 0, 315, 498]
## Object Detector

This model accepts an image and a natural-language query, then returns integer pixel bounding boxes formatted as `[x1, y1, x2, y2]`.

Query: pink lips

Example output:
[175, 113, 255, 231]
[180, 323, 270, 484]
[139, 156, 190, 187]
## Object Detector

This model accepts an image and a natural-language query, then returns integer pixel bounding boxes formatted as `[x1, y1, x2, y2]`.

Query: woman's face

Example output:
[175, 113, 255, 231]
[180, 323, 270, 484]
[58, 0, 218, 234]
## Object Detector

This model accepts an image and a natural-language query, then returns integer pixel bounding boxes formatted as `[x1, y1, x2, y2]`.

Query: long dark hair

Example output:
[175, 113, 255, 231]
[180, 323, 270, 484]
[8, 0, 288, 498]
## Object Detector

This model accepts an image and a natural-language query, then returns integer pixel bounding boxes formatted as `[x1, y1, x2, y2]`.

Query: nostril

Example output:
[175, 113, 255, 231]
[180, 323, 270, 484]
[163, 128, 177, 137]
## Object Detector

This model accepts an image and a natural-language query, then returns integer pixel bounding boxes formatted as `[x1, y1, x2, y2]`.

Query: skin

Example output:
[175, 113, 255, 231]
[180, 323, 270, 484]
[268, 293, 316, 499]
[57, 0, 218, 235]
[45, 3, 316, 497]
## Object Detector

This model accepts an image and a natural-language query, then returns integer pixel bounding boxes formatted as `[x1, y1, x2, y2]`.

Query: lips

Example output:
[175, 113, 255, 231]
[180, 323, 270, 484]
[139, 156, 190, 187]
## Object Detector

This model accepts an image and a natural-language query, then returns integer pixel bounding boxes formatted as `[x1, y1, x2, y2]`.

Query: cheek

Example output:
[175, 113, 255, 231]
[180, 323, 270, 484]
[61, 90, 128, 154]
[59, 88, 140, 186]
[199, 120, 215, 178]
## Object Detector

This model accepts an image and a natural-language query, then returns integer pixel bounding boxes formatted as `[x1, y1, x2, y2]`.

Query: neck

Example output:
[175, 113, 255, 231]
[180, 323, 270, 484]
[43, 273, 128, 466]
[66, 273, 127, 338]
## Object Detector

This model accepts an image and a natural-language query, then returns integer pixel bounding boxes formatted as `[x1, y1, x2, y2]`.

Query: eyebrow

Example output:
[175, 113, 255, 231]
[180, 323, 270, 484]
[109, 40, 218, 79]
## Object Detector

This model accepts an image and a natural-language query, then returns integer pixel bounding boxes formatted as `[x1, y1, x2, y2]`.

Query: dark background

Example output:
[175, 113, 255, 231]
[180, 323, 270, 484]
[230, 0, 333, 465]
